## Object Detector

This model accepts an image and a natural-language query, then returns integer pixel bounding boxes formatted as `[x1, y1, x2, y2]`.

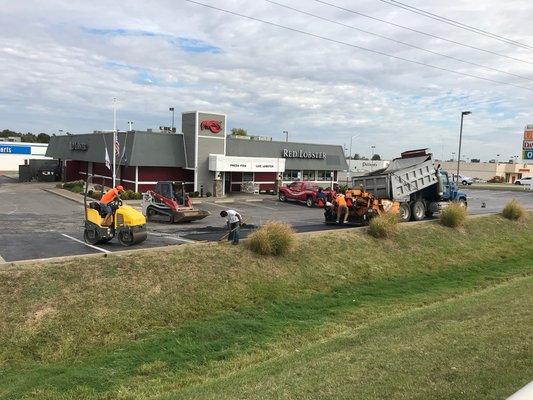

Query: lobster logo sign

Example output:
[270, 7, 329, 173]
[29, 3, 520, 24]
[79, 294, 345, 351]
[200, 120, 223, 134]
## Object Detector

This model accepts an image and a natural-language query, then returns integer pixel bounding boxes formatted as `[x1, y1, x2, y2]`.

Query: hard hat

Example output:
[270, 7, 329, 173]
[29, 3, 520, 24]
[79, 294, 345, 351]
[116, 185, 124, 191]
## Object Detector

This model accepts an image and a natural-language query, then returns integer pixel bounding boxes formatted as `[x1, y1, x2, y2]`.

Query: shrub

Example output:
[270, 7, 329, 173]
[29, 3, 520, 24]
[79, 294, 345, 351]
[368, 212, 398, 239]
[205, 191, 212, 197]
[487, 176, 505, 183]
[440, 202, 467, 228]
[502, 199, 525, 221]
[193, 191, 200, 198]
[248, 221, 297, 256]
[132, 192, 143, 200]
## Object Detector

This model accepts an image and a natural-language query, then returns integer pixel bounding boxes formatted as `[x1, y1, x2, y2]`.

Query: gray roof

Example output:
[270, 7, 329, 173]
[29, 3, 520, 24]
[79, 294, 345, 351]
[46, 132, 348, 170]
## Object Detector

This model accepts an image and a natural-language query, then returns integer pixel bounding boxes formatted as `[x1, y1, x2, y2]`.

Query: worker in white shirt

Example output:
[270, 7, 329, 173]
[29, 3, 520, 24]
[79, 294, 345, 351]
[220, 209, 243, 244]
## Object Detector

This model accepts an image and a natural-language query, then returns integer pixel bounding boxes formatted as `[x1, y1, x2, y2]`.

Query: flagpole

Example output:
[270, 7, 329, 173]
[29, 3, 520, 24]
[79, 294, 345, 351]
[112, 97, 117, 187]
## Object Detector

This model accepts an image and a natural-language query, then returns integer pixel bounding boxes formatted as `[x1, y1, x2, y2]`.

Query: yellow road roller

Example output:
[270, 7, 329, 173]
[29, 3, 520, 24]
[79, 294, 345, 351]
[83, 178, 147, 246]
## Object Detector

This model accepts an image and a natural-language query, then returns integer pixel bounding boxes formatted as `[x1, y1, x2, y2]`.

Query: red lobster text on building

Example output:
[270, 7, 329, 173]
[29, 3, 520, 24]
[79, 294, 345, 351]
[200, 120, 222, 134]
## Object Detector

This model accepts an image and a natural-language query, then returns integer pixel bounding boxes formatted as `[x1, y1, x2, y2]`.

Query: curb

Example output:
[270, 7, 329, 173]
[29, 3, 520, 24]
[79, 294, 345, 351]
[42, 188, 85, 204]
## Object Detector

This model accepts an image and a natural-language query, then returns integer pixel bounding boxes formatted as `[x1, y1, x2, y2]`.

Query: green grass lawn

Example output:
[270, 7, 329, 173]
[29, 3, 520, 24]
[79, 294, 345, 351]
[0, 215, 531, 399]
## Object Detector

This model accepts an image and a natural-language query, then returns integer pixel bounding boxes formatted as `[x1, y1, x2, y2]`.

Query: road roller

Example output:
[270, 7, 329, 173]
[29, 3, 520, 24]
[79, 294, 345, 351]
[83, 177, 147, 246]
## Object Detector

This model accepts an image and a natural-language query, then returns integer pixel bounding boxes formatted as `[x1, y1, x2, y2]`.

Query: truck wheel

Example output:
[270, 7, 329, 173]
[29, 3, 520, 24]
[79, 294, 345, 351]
[306, 196, 315, 207]
[279, 193, 287, 202]
[411, 200, 425, 221]
[398, 203, 411, 222]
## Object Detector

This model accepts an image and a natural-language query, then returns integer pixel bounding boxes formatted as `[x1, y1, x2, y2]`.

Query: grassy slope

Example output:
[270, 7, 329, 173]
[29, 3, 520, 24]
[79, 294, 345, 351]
[0, 215, 531, 399]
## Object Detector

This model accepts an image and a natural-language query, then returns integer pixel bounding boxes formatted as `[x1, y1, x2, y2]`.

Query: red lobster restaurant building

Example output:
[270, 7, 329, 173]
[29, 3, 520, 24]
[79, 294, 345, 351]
[46, 111, 348, 196]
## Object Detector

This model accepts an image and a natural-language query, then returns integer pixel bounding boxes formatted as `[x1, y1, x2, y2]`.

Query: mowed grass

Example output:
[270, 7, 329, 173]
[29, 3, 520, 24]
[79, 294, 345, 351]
[0, 214, 532, 399]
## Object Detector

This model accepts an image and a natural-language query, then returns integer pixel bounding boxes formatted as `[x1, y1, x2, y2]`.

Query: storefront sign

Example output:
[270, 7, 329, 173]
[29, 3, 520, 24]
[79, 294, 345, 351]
[523, 140, 533, 149]
[282, 149, 326, 159]
[69, 141, 88, 151]
[523, 150, 533, 160]
[200, 120, 222, 134]
[0, 144, 31, 155]
[209, 154, 285, 172]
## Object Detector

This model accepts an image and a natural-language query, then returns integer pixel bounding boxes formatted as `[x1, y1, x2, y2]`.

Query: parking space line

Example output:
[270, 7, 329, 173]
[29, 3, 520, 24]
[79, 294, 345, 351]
[61, 234, 110, 253]
[147, 232, 196, 244]
[0, 253, 5, 263]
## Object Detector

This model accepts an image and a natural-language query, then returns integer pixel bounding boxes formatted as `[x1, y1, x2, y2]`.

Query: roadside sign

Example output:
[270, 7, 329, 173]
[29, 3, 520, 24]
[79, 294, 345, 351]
[523, 150, 533, 160]
[525, 130, 533, 140]
[0, 144, 31, 155]
[523, 140, 533, 149]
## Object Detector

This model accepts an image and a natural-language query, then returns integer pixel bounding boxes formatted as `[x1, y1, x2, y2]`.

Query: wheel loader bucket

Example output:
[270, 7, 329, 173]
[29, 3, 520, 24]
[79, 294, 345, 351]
[172, 209, 210, 223]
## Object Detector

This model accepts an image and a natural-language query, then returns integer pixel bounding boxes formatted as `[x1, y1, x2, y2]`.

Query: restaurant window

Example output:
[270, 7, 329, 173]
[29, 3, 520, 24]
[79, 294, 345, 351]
[283, 170, 300, 181]
[243, 172, 254, 182]
[302, 170, 315, 181]
[317, 170, 332, 181]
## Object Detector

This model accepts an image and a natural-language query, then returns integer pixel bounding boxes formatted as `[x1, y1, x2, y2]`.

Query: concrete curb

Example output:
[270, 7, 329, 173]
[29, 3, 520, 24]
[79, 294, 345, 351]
[42, 188, 85, 204]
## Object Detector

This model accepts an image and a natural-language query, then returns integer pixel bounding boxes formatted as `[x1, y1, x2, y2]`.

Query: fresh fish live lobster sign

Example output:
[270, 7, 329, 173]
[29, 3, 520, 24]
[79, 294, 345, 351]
[200, 120, 222, 133]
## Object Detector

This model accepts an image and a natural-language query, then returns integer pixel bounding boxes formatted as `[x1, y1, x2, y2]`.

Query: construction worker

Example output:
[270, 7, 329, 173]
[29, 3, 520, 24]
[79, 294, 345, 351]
[335, 192, 349, 224]
[220, 209, 242, 245]
[316, 187, 327, 207]
[100, 185, 124, 217]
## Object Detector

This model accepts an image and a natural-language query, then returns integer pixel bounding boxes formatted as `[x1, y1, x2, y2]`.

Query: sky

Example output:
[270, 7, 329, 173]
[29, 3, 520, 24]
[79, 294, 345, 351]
[0, 0, 532, 161]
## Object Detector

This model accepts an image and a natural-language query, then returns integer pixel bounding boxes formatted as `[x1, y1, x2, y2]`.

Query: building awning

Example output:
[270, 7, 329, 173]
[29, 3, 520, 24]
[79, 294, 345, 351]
[209, 154, 286, 172]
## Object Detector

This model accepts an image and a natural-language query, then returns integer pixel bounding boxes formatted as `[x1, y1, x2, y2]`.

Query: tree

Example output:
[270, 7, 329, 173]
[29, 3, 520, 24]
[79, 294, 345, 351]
[371, 154, 381, 161]
[231, 128, 248, 136]
[352, 153, 361, 160]
[37, 133, 51, 143]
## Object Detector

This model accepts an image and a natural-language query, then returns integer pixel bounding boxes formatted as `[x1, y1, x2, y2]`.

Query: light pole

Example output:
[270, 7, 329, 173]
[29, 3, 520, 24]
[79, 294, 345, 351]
[456, 111, 471, 185]
[113, 97, 117, 187]
[496, 154, 500, 164]
[283, 130, 288, 142]
[452, 152, 456, 161]
[371, 145, 376, 158]
[127, 121, 134, 131]
[169, 107, 175, 132]
[58, 129, 63, 136]
[348, 134, 360, 184]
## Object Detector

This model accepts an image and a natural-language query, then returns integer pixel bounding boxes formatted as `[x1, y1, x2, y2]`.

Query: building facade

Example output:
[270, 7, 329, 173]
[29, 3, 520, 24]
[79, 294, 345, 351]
[0, 141, 51, 171]
[437, 161, 532, 183]
[46, 111, 348, 195]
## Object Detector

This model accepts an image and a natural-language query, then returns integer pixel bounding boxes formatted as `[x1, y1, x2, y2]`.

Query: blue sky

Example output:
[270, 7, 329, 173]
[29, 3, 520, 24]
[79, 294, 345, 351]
[0, 0, 531, 160]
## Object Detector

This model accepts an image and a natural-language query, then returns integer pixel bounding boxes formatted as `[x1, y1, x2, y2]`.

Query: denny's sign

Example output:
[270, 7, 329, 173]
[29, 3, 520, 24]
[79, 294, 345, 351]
[524, 125, 533, 160]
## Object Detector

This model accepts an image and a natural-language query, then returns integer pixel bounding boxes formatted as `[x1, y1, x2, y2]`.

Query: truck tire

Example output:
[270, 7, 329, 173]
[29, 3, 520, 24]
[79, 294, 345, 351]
[398, 203, 411, 222]
[306, 196, 314, 207]
[411, 200, 425, 221]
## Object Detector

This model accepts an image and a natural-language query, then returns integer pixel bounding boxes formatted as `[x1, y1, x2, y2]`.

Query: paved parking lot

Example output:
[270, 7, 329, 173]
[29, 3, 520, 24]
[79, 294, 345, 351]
[0, 176, 531, 263]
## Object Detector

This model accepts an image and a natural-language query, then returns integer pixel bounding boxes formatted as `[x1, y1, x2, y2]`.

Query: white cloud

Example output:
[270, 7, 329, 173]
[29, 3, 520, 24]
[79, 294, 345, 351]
[0, 0, 531, 160]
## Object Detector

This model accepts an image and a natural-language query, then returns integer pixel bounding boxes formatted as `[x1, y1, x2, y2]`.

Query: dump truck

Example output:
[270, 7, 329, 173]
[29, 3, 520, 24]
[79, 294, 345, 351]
[142, 181, 210, 223]
[351, 149, 467, 222]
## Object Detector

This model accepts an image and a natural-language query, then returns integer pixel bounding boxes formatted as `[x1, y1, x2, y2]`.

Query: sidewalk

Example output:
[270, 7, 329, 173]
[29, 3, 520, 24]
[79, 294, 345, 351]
[468, 183, 532, 192]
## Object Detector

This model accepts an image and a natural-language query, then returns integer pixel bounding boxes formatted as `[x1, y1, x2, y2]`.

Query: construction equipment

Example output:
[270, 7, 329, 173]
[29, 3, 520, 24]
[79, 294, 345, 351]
[141, 181, 210, 223]
[83, 178, 147, 246]
[351, 149, 467, 222]
[324, 188, 399, 225]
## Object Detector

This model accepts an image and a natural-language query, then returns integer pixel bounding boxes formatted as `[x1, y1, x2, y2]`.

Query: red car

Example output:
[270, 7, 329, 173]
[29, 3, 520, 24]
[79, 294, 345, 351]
[278, 181, 334, 207]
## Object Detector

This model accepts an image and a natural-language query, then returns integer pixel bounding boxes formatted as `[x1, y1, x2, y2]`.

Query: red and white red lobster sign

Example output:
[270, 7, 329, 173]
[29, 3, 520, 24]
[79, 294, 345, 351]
[200, 120, 222, 134]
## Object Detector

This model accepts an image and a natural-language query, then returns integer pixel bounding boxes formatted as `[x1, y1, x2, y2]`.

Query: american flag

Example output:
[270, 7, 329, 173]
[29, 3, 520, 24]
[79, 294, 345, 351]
[114, 139, 120, 157]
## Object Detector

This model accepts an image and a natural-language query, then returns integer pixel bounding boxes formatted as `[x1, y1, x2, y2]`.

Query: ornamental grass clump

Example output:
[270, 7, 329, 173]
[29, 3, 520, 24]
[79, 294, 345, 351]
[248, 221, 297, 256]
[440, 202, 467, 228]
[368, 212, 399, 239]
[502, 199, 525, 221]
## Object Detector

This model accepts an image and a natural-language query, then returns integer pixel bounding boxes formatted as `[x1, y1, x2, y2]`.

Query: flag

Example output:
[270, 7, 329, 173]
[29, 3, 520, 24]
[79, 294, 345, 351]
[114, 139, 120, 157]
[105, 147, 111, 170]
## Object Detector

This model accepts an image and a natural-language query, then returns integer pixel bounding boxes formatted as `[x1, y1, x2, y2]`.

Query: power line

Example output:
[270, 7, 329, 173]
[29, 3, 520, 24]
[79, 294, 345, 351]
[312, 0, 533, 66]
[264, 0, 533, 82]
[375, 0, 532, 49]
[183, 0, 533, 92]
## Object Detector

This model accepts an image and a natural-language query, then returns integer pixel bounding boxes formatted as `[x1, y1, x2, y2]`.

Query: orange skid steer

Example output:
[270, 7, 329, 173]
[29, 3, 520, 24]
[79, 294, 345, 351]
[141, 181, 210, 223]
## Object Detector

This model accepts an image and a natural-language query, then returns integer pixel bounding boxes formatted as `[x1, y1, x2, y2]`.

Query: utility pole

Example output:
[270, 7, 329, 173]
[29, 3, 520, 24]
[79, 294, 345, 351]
[127, 121, 133, 131]
[169, 107, 175, 132]
[283, 130, 288, 142]
[371, 145, 376, 158]
[456, 111, 471, 185]
[113, 97, 117, 188]
[348, 134, 360, 184]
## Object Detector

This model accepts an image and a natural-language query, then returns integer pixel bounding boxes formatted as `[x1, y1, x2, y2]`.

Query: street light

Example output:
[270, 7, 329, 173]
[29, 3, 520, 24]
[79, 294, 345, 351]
[169, 107, 175, 132]
[127, 121, 134, 131]
[283, 130, 288, 142]
[371, 145, 376, 158]
[452, 152, 456, 161]
[456, 111, 471, 185]
[347, 134, 360, 184]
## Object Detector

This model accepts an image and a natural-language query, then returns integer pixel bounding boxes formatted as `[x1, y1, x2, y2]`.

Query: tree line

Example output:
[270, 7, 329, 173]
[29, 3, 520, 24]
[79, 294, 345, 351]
[1, 129, 51, 143]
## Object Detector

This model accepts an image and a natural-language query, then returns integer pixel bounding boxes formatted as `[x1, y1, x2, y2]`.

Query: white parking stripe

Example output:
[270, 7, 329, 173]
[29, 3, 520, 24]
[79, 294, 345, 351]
[147, 232, 196, 244]
[0, 253, 5, 263]
[61, 234, 110, 253]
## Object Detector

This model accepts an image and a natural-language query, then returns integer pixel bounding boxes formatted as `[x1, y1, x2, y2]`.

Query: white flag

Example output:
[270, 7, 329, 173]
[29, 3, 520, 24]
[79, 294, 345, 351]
[105, 147, 111, 170]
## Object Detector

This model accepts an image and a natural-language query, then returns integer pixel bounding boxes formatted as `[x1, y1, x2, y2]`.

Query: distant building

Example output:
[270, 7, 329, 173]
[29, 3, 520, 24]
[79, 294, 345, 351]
[436, 161, 532, 183]
[337, 159, 390, 183]
[0, 141, 51, 171]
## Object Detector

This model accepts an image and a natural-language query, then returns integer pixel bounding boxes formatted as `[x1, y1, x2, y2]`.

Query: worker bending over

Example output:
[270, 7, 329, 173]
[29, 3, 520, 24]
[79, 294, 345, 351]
[220, 209, 242, 245]
[100, 185, 124, 218]
[335, 193, 349, 224]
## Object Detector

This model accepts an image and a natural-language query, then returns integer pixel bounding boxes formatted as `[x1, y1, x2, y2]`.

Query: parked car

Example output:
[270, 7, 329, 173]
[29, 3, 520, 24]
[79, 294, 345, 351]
[452, 174, 474, 185]
[514, 177, 532, 186]
[278, 181, 334, 207]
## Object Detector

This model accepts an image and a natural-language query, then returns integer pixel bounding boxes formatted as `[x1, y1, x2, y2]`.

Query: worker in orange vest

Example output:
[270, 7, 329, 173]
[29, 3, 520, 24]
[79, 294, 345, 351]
[100, 185, 124, 217]
[335, 193, 349, 224]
